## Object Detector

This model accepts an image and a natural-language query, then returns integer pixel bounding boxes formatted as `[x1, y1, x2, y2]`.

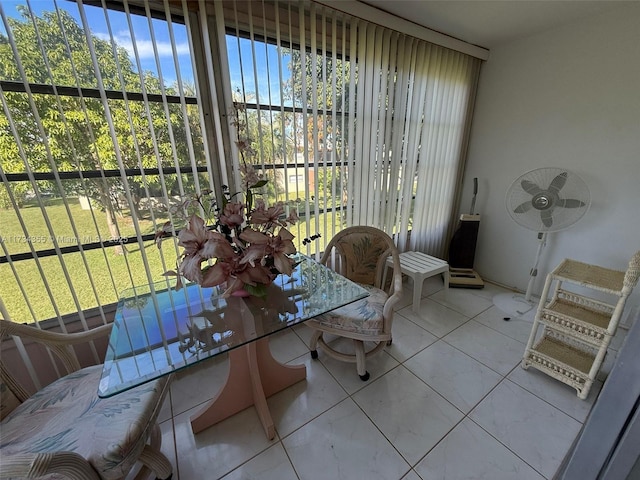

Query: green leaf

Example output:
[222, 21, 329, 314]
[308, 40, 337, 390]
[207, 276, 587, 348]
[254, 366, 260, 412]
[244, 283, 268, 297]
[250, 180, 268, 189]
[246, 189, 253, 211]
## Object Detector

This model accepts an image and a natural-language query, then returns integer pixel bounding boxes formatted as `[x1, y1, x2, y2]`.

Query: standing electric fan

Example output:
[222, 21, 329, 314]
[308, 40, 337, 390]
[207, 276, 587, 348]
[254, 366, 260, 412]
[493, 168, 591, 316]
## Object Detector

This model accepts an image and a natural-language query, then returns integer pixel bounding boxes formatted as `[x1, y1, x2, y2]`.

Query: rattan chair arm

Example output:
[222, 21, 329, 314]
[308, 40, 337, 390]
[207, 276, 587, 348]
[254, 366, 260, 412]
[0, 320, 112, 374]
[382, 250, 404, 322]
[0, 358, 31, 403]
[383, 289, 403, 320]
[0, 320, 112, 346]
[0, 452, 101, 480]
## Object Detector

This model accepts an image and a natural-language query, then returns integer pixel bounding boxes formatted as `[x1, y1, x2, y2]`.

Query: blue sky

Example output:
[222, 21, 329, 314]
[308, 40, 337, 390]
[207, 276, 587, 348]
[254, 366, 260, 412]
[1, 0, 194, 86]
[1, 0, 291, 102]
[227, 36, 291, 105]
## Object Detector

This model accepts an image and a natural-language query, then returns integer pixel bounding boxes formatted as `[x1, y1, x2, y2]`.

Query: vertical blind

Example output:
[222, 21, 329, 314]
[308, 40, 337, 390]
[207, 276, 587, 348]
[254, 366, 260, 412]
[0, 0, 217, 387]
[214, 0, 481, 258]
[1, 0, 480, 335]
[0, 1, 210, 336]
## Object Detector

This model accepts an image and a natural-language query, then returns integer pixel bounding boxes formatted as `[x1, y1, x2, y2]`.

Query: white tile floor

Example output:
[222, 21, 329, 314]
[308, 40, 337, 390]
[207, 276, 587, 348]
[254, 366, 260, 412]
[155, 278, 606, 480]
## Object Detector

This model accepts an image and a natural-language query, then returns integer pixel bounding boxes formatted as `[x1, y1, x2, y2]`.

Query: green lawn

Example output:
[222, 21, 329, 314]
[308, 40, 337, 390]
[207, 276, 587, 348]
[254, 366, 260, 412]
[1, 198, 173, 323]
[1, 197, 340, 324]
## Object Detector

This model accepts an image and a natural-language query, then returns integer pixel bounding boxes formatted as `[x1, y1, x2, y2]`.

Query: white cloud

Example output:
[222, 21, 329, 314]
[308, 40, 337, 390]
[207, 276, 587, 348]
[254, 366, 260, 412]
[95, 31, 190, 60]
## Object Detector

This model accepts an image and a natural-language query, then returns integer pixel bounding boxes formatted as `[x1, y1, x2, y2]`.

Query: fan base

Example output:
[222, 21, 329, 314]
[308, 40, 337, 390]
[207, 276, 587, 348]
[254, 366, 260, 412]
[493, 292, 538, 319]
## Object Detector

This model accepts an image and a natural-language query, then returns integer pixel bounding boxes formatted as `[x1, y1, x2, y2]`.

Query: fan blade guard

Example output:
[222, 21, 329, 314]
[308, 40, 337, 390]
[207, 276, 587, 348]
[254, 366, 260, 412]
[514, 201, 533, 214]
[521, 179, 543, 196]
[558, 198, 586, 208]
[506, 168, 590, 232]
[548, 172, 568, 195]
[540, 209, 554, 227]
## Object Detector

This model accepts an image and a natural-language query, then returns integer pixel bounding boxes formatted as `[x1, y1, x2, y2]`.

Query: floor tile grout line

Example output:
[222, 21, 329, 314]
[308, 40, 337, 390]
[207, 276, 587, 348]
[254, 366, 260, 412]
[431, 304, 597, 422]
[163, 280, 589, 480]
[396, 336, 548, 476]
[277, 436, 302, 480]
[466, 374, 584, 480]
[344, 341, 508, 473]
[258, 289, 495, 475]
[343, 365, 427, 475]
[393, 307, 474, 341]
[438, 334, 521, 379]
[472, 315, 532, 344]
[501, 372, 591, 425]
[165, 388, 182, 480]
[166, 354, 582, 480]
[394, 365, 471, 469]
[401, 342, 513, 469]
[393, 352, 506, 472]
[463, 412, 551, 479]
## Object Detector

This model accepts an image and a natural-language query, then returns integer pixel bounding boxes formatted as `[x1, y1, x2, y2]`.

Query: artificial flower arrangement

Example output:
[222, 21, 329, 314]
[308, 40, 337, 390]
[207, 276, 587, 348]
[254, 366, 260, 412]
[155, 103, 318, 297]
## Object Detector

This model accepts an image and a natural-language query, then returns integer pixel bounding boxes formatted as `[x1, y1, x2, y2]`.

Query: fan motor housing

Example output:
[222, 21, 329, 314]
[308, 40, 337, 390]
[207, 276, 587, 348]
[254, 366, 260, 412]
[532, 193, 555, 210]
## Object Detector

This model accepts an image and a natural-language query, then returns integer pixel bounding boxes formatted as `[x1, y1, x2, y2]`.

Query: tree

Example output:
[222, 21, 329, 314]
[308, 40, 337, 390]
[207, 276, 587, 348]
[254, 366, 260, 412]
[0, 7, 201, 252]
[284, 48, 352, 209]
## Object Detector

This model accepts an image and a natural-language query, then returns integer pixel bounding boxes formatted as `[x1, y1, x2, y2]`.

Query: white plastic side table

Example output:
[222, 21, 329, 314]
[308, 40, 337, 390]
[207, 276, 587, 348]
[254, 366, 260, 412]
[388, 251, 449, 311]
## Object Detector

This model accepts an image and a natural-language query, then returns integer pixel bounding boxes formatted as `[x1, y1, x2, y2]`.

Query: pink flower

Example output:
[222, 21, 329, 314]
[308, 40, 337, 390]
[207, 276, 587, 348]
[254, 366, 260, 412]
[236, 262, 273, 286]
[218, 256, 273, 297]
[157, 103, 314, 295]
[238, 229, 269, 266]
[267, 228, 297, 276]
[200, 231, 235, 260]
[177, 215, 209, 256]
[240, 163, 261, 187]
[285, 208, 299, 225]
[179, 253, 205, 284]
[176, 215, 237, 286]
[219, 202, 245, 228]
[235, 137, 256, 158]
[220, 276, 245, 297]
[154, 220, 173, 247]
[171, 213, 294, 294]
[235, 138, 250, 151]
[250, 202, 285, 226]
[201, 262, 232, 288]
[178, 216, 234, 260]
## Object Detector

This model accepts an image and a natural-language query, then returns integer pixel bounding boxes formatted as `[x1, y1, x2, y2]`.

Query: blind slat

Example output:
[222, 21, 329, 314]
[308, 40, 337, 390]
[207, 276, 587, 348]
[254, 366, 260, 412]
[1, 0, 481, 337]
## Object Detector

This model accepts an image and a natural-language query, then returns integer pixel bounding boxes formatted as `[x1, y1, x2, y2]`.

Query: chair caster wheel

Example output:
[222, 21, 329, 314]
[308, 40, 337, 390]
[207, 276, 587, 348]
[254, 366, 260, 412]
[359, 372, 370, 381]
[310, 350, 318, 359]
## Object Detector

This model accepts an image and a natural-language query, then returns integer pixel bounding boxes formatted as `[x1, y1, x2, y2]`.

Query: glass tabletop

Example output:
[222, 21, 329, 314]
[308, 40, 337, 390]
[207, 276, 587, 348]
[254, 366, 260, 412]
[98, 254, 369, 397]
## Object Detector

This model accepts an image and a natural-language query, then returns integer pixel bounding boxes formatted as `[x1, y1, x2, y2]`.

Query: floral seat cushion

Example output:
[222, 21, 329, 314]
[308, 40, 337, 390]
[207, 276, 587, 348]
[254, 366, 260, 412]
[308, 284, 388, 336]
[0, 364, 170, 480]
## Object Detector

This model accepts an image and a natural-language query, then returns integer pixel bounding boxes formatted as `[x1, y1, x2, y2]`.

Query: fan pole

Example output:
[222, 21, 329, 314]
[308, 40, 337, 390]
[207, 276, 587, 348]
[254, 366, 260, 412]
[524, 232, 547, 302]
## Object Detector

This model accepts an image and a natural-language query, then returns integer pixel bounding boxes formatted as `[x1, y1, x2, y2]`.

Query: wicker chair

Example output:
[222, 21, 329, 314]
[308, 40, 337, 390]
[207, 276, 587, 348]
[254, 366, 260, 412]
[0, 320, 173, 480]
[306, 226, 403, 381]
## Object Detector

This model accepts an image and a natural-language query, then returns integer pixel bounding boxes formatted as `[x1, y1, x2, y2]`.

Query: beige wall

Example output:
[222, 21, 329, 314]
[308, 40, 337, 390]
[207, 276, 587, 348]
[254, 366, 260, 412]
[461, 3, 640, 322]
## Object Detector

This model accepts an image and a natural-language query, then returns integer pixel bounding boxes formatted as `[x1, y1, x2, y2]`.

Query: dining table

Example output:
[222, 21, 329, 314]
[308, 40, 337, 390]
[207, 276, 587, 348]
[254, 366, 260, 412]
[98, 253, 369, 439]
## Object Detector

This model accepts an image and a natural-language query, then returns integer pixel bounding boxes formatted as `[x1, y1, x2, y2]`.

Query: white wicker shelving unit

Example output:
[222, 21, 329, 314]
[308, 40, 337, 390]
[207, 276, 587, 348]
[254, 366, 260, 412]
[522, 252, 640, 399]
